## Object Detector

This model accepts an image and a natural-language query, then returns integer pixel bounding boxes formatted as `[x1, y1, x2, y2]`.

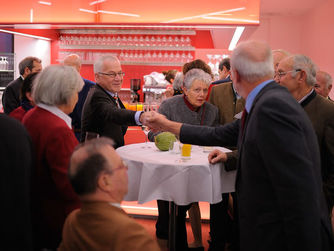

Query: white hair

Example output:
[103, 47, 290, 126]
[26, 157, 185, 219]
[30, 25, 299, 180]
[317, 71, 332, 88]
[183, 68, 212, 89]
[231, 41, 274, 83]
[94, 55, 119, 74]
[32, 65, 84, 106]
[173, 72, 184, 90]
[291, 55, 317, 87]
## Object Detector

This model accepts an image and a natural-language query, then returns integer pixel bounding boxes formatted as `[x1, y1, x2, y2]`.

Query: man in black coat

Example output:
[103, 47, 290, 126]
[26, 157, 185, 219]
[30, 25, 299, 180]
[81, 55, 148, 148]
[2, 56, 42, 114]
[145, 40, 334, 251]
[0, 114, 33, 250]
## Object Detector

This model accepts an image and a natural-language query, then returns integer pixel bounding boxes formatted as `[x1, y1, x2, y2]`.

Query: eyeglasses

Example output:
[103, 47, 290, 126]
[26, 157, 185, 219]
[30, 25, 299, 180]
[103, 161, 128, 177]
[275, 69, 301, 79]
[98, 71, 125, 78]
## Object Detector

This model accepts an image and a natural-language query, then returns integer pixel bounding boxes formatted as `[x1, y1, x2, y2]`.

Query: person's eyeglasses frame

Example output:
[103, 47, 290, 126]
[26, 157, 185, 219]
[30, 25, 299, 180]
[276, 69, 301, 79]
[98, 71, 125, 78]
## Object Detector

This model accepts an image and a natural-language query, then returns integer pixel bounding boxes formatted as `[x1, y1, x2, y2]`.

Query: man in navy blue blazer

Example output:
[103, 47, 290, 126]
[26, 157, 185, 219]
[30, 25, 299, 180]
[145, 40, 334, 251]
[63, 54, 95, 141]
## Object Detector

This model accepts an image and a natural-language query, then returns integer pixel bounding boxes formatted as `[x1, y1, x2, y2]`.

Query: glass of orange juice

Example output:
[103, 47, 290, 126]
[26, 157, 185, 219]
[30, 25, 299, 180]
[181, 144, 192, 159]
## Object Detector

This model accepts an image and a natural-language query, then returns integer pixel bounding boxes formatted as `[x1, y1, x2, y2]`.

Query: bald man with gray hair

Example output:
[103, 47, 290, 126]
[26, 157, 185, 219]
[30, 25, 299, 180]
[63, 54, 95, 141]
[272, 49, 290, 82]
[315, 71, 333, 100]
[145, 41, 334, 251]
[278, 55, 334, 221]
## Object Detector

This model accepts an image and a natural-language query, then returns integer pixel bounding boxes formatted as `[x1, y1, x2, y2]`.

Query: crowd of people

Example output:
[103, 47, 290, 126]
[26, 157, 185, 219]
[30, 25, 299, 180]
[1, 39, 334, 251]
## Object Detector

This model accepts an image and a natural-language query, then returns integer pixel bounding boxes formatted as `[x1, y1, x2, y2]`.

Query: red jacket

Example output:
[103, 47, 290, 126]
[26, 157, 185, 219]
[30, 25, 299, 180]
[9, 106, 27, 122]
[23, 106, 81, 249]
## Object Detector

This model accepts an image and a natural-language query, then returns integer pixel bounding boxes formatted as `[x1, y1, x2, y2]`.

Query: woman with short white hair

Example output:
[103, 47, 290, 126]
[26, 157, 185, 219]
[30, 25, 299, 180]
[23, 65, 83, 250]
[149, 67, 219, 251]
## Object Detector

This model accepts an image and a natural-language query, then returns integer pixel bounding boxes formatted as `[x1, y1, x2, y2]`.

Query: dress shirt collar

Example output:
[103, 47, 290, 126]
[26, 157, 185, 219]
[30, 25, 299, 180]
[298, 88, 314, 104]
[231, 83, 241, 99]
[245, 80, 272, 113]
[105, 90, 117, 98]
[37, 103, 72, 129]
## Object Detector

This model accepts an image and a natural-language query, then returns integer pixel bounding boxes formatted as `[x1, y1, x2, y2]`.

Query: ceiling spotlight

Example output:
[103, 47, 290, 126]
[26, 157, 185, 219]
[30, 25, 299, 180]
[228, 26, 245, 51]
[89, 0, 106, 6]
[38, 1, 52, 5]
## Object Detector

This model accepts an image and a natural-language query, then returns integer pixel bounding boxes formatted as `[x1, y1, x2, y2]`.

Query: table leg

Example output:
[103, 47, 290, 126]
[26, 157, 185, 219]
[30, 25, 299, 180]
[168, 201, 177, 251]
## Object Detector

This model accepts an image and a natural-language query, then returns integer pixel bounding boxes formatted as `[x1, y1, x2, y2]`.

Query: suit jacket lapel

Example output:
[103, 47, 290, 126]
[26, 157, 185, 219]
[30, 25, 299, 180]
[96, 84, 121, 108]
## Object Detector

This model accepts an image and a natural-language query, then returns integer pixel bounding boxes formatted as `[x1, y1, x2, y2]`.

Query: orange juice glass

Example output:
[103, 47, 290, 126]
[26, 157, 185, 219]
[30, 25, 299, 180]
[129, 103, 137, 111]
[181, 144, 192, 158]
[137, 103, 143, 111]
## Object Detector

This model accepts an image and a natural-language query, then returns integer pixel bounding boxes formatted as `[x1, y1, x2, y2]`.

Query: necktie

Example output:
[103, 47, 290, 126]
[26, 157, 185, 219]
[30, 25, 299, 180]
[241, 108, 248, 137]
[114, 95, 121, 108]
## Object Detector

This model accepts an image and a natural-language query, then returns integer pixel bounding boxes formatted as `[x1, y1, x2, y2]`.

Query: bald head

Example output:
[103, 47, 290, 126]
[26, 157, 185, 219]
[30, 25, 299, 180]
[68, 137, 124, 197]
[231, 40, 274, 83]
[315, 71, 333, 98]
[272, 49, 290, 71]
[63, 54, 81, 73]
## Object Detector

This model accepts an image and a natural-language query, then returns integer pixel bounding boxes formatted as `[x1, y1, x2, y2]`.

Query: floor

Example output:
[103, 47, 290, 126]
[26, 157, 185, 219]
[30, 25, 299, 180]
[134, 217, 211, 251]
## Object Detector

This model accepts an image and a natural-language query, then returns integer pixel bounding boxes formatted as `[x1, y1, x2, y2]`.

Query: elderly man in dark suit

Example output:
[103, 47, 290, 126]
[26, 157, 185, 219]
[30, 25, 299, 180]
[81, 55, 148, 148]
[277, 55, 334, 222]
[2, 56, 42, 114]
[145, 40, 334, 251]
[63, 54, 95, 141]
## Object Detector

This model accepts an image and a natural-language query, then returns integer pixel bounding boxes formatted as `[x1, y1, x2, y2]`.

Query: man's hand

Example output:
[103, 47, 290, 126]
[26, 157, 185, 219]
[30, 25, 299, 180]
[208, 149, 228, 164]
[142, 111, 182, 136]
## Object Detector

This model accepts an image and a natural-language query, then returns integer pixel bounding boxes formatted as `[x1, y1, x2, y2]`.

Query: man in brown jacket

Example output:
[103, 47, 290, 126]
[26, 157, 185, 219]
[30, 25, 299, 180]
[208, 81, 245, 251]
[59, 137, 160, 251]
[278, 54, 334, 224]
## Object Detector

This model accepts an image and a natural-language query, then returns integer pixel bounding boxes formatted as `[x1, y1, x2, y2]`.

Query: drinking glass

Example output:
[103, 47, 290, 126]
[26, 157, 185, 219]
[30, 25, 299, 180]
[141, 104, 150, 148]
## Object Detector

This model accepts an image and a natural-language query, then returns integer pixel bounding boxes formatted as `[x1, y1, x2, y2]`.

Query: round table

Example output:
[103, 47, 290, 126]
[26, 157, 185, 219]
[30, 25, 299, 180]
[116, 142, 236, 206]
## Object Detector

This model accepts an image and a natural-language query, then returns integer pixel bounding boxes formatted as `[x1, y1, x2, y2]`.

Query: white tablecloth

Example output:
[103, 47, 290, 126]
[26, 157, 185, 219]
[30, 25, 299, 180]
[116, 142, 236, 206]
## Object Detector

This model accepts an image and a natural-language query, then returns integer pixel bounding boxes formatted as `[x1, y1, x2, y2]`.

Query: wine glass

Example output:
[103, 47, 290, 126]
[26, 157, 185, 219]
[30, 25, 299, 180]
[141, 104, 151, 148]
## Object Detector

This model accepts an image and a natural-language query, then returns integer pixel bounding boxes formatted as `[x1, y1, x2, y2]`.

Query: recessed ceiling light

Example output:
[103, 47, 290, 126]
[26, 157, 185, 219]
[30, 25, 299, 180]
[97, 10, 140, 17]
[203, 16, 259, 24]
[89, 0, 106, 6]
[79, 8, 98, 14]
[228, 26, 245, 51]
[162, 7, 245, 23]
[0, 29, 51, 41]
[38, 1, 52, 5]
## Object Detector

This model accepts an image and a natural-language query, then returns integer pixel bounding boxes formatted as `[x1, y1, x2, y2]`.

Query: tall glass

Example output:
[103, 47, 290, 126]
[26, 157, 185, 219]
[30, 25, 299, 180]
[141, 104, 150, 148]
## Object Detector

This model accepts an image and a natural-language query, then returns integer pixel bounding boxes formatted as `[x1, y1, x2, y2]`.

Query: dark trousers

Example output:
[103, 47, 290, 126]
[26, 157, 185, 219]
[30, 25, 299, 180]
[156, 200, 191, 251]
[209, 193, 239, 251]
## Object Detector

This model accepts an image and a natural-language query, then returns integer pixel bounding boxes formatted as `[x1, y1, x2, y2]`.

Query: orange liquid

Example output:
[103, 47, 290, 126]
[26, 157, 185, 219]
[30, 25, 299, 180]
[181, 144, 192, 157]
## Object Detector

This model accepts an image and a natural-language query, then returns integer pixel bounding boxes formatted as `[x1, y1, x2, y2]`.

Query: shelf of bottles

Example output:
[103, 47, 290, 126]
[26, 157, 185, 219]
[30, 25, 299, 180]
[58, 31, 195, 66]
[0, 53, 15, 88]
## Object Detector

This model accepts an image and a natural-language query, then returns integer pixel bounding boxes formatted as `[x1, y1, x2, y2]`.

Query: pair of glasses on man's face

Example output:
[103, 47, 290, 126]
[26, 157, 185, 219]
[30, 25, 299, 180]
[275, 69, 301, 79]
[98, 71, 125, 78]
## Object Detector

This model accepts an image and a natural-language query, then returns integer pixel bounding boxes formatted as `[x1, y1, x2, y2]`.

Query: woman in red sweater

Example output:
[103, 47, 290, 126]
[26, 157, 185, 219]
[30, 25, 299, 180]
[23, 65, 84, 250]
